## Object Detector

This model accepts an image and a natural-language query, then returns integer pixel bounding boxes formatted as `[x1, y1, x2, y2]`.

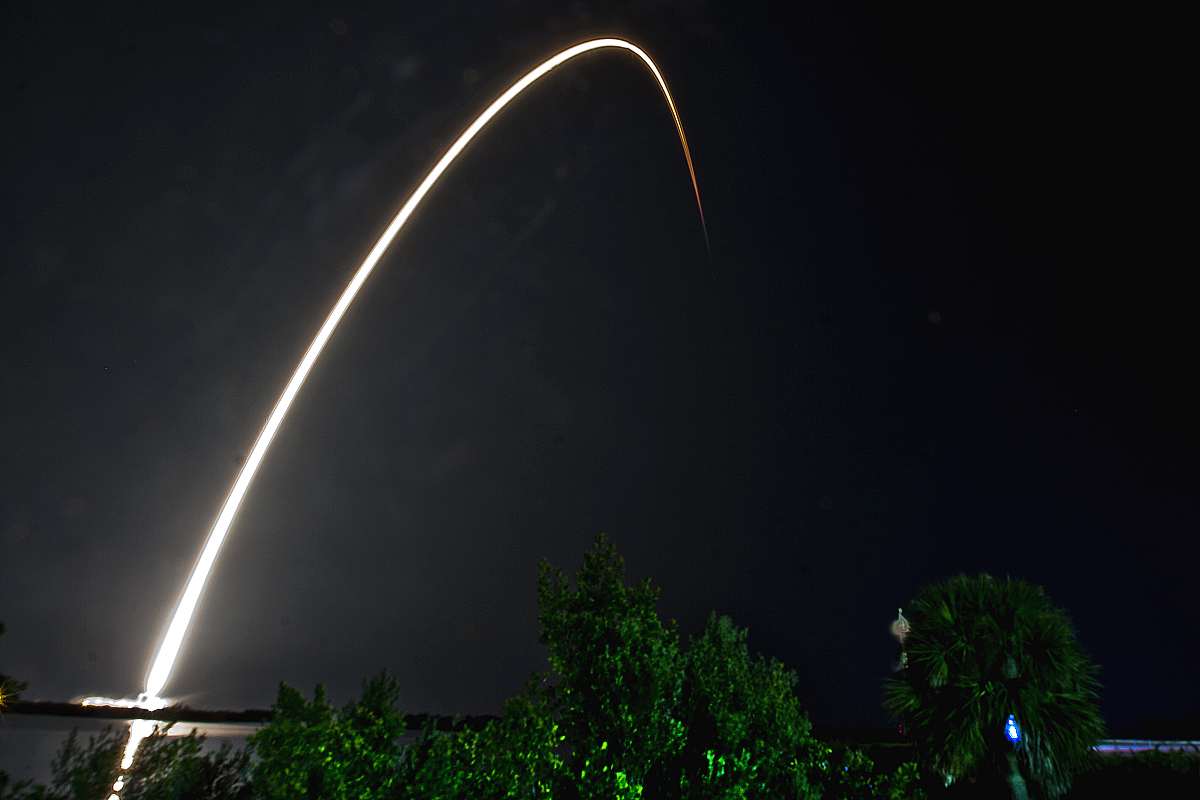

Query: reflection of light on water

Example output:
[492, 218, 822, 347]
[161, 722, 264, 737]
[110, 717, 265, 799]
[79, 695, 169, 798]
[120, 719, 156, 770]
[70, 697, 266, 799]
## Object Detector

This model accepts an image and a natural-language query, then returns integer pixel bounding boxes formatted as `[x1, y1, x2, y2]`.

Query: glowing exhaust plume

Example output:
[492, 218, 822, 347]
[141, 38, 707, 702]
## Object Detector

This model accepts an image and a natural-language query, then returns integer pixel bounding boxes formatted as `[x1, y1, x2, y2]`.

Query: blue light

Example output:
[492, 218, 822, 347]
[1005, 715, 1022, 744]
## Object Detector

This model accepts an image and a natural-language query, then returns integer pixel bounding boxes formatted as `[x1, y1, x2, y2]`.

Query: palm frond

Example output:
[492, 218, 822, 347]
[886, 573, 1105, 798]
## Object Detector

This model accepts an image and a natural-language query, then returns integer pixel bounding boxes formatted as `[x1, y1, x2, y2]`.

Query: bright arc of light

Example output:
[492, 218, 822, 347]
[142, 38, 708, 700]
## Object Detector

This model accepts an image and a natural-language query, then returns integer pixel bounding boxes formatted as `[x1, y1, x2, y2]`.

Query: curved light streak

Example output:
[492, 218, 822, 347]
[142, 38, 707, 701]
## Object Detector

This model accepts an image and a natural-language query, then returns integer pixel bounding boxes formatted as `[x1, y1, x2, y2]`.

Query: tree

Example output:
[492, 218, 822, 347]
[801, 740, 926, 800]
[884, 573, 1105, 799]
[649, 611, 817, 800]
[0, 772, 56, 800]
[120, 727, 252, 800]
[248, 672, 407, 800]
[1, 621, 47, 800]
[1, 621, 28, 710]
[397, 676, 567, 799]
[535, 533, 687, 799]
[48, 726, 123, 800]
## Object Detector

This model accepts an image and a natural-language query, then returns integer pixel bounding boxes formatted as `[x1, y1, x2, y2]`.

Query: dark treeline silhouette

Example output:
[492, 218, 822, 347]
[6, 701, 500, 734]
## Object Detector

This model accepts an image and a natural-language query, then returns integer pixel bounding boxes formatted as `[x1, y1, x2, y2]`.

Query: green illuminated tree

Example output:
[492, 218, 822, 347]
[248, 672, 407, 800]
[397, 678, 567, 799]
[802, 741, 925, 800]
[650, 611, 817, 800]
[534, 533, 687, 799]
[884, 574, 1105, 799]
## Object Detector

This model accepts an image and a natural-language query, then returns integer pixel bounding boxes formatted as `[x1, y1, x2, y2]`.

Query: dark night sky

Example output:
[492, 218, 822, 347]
[1, 0, 1194, 740]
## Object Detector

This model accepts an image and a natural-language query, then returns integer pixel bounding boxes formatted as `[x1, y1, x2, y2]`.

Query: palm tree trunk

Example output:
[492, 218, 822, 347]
[1005, 753, 1030, 800]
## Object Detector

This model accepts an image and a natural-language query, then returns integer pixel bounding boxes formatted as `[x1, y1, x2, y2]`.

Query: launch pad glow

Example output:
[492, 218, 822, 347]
[113, 37, 706, 794]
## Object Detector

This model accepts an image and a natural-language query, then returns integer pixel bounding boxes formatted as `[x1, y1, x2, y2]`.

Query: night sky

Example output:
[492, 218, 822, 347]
[2, 0, 1193, 738]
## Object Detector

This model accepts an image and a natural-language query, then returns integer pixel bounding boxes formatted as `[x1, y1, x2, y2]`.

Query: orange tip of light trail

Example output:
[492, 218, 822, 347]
[140, 37, 708, 707]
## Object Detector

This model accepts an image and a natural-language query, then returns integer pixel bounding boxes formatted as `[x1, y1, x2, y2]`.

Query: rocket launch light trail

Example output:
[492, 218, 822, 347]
[111, 40, 706, 789]
[142, 37, 706, 702]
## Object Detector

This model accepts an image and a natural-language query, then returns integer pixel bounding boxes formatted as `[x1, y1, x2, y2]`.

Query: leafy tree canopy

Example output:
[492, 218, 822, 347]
[248, 672, 407, 800]
[121, 728, 252, 800]
[535, 533, 688, 798]
[884, 573, 1105, 799]
[655, 611, 816, 800]
[397, 679, 566, 800]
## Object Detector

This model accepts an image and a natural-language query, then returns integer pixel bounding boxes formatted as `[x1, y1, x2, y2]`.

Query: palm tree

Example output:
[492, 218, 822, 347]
[884, 574, 1105, 799]
[1, 621, 28, 712]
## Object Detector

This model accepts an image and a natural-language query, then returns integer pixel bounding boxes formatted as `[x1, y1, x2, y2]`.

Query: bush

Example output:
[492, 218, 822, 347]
[248, 672, 407, 800]
[396, 679, 566, 799]
[647, 611, 817, 800]
[48, 726, 124, 800]
[803, 741, 926, 800]
[120, 728, 251, 800]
